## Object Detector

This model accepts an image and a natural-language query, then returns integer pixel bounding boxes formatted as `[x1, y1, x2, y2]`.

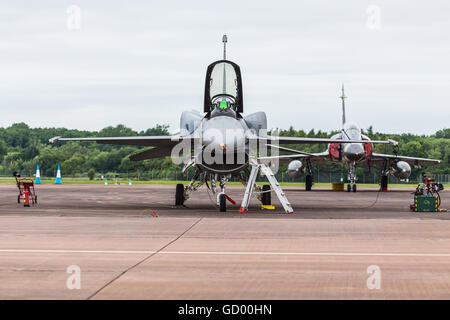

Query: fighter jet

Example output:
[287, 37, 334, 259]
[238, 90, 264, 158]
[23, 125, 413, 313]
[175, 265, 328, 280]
[50, 36, 396, 211]
[283, 85, 441, 192]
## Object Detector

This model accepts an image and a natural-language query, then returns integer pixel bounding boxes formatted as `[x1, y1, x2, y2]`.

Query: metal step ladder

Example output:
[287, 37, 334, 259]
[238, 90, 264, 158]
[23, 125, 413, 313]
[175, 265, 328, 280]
[239, 161, 293, 214]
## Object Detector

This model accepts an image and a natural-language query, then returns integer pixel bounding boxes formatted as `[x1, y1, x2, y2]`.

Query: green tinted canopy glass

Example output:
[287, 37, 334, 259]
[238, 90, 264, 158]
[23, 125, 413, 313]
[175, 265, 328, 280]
[219, 101, 228, 109]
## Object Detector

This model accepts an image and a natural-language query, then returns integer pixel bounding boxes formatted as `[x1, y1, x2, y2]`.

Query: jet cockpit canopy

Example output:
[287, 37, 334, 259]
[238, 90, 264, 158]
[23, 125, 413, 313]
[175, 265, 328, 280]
[204, 60, 243, 114]
[343, 121, 361, 140]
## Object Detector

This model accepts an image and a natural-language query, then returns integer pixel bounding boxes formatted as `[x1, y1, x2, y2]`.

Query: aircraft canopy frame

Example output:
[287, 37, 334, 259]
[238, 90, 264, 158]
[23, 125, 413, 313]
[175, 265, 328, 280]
[204, 59, 243, 114]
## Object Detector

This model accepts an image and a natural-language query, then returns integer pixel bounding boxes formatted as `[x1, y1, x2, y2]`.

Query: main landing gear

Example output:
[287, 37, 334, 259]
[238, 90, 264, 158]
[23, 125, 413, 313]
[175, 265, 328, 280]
[305, 159, 313, 191]
[380, 175, 388, 191]
[380, 159, 389, 192]
[261, 184, 271, 205]
[175, 183, 185, 206]
[238, 170, 271, 207]
[174, 169, 203, 207]
[175, 167, 240, 212]
[174, 164, 282, 212]
[305, 175, 313, 191]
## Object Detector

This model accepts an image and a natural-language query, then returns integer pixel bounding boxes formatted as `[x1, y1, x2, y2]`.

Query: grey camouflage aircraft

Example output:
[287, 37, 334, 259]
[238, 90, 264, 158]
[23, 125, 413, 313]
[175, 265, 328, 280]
[50, 36, 398, 211]
[284, 85, 441, 192]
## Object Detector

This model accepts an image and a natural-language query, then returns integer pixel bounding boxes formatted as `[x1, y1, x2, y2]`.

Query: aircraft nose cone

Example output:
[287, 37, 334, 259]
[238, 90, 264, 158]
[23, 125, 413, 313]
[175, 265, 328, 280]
[202, 116, 246, 152]
[344, 143, 365, 161]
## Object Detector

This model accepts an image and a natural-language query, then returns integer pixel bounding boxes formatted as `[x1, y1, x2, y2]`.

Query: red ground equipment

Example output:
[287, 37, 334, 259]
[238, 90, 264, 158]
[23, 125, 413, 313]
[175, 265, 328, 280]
[14, 172, 37, 207]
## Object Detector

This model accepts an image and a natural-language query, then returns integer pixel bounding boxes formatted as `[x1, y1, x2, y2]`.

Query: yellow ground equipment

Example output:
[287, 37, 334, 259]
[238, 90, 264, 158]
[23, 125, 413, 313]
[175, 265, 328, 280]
[332, 183, 344, 191]
[410, 176, 445, 212]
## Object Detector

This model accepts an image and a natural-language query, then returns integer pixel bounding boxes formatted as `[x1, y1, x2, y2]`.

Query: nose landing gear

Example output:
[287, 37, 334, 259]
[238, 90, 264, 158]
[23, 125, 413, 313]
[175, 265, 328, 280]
[217, 192, 236, 212]
[347, 163, 357, 192]
[219, 193, 227, 212]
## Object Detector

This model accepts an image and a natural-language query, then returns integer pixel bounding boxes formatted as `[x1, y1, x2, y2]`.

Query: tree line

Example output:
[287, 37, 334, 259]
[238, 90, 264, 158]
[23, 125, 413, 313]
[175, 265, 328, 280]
[0, 123, 448, 180]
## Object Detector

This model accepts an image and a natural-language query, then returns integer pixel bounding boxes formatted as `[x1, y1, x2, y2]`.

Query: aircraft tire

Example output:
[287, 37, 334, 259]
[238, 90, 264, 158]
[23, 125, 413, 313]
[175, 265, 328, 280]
[347, 184, 351, 192]
[380, 175, 388, 190]
[262, 185, 271, 205]
[175, 184, 184, 206]
[352, 184, 357, 192]
[305, 175, 313, 191]
[219, 194, 226, 212]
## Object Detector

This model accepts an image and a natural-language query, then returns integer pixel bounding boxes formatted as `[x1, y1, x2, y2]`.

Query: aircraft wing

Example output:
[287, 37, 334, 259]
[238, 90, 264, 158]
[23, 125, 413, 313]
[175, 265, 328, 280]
[259, 144, 329, 164]
[49, 135, 182, 147]
[371, 153, 441, 166]
[51, 134, 395, 147]
[261, 136, 396, 145]
[258, 152, 330, 164]
[49, 135, 190, 161]
[254, 136, 395, 164]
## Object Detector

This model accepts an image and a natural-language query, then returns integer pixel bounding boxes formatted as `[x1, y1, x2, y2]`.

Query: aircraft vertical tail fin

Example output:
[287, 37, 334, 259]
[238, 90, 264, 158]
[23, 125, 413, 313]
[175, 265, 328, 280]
[340, 84, 347, 127]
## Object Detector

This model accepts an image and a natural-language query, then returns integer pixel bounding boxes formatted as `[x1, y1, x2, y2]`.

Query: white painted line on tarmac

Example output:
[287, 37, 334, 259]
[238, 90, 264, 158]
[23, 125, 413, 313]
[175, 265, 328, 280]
[164, 251, 450, 257]
[1, 249, 450, 257]
[0, 249, 153, 254]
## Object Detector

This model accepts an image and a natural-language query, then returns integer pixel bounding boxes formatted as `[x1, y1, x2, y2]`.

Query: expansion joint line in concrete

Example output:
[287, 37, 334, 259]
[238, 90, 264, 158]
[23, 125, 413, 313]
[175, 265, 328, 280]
[86, 217, 203, 300]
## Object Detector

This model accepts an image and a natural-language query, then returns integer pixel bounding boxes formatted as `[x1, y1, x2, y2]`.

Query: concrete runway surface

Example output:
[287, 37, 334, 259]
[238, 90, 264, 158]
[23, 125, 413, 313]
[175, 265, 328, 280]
[0, 183, 449, 299]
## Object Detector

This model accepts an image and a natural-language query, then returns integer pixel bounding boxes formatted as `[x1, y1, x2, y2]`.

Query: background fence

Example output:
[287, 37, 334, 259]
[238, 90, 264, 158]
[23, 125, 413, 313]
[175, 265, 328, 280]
[1, 170, 448, 184]
[109, 171, 450, 184]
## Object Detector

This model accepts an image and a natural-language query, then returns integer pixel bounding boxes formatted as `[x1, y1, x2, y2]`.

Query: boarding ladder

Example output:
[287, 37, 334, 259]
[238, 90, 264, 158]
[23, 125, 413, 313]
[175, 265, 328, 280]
[239, 159, 293, 214]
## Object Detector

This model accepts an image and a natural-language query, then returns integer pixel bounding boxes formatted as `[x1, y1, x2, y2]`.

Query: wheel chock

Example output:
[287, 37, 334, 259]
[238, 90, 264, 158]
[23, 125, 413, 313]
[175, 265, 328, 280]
[261, 205, 275, 210]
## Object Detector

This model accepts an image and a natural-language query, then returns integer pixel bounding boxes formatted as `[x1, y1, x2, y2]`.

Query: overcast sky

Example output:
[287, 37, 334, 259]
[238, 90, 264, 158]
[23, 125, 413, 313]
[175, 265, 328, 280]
[0, 0, 449, 135]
